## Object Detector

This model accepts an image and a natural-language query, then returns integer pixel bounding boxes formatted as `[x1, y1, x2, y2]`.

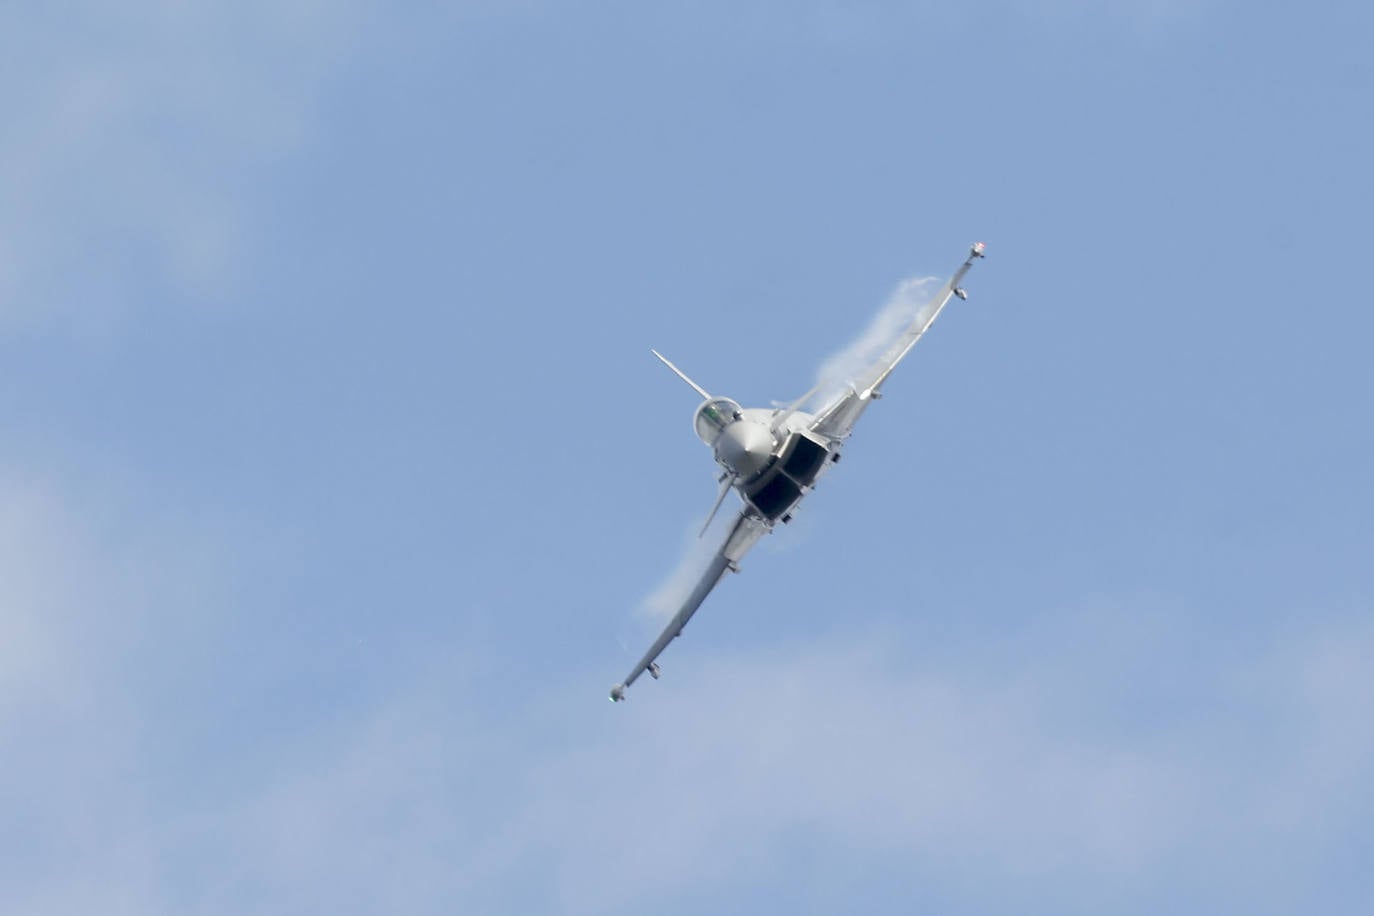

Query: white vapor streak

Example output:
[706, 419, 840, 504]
[811, 275, 940, 411]
[638, 512, 732, 621]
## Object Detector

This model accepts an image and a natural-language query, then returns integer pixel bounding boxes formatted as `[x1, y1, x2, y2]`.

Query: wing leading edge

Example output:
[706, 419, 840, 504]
[611, 509, 769, 701]
[811, 242, 985, 442]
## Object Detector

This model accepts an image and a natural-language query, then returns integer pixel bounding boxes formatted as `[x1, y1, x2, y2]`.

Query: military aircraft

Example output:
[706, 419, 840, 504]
[610, 242, 986, 702]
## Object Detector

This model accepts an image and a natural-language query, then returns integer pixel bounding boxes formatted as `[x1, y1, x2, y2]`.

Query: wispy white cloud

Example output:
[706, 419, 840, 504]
[0, 463, 256, 916]
[5, 494, 1370, 916]
[0, 1, 370, 332]
[2, 600, 1346, 915]
[0, 470, 165, 914]
[0, 473, 69, 703]
[487, 613, 1374, 912]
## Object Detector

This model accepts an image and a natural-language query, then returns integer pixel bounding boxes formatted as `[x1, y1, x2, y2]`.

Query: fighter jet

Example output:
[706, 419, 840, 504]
[610, 242, 986, 702]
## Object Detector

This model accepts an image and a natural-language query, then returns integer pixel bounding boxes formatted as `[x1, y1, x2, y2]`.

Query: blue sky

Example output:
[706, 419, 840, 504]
[3, 1, 1372, 913]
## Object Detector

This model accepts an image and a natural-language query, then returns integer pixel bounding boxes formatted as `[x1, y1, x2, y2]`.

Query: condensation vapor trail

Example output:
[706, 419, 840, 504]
[639, 519, 723, 621]
[809, 275, 940, 414]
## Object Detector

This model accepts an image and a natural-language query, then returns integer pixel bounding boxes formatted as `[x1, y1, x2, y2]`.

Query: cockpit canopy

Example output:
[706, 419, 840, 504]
[693, 397, 742, 446]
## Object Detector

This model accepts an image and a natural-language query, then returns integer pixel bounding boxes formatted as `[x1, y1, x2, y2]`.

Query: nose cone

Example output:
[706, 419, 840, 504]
[713, 421, 775, 479]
